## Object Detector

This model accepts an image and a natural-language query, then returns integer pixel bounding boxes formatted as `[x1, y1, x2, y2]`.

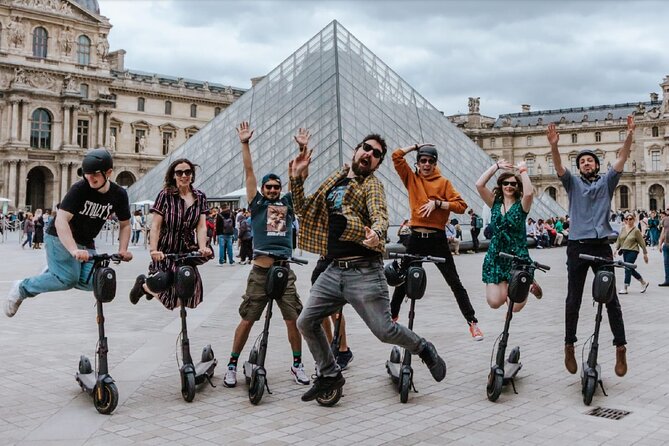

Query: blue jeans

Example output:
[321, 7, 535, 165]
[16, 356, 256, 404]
[663, 244, 669, 284]
[19, 233, 95, 299]
[131, 229, 141, 244]
[297, 261, 423, 378]
[218, 234, 234, 264]
[620, 250, 643, 285]
[22, 232, 33, 248]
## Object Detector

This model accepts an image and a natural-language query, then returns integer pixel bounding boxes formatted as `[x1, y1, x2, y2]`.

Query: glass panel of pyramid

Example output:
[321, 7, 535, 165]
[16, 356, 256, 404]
[128, 21, 565, 226]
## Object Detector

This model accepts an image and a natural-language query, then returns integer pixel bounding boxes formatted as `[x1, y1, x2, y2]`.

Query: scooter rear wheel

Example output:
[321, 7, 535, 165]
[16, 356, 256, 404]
[249, 375, 265, 405]
[181, 372, 196, 402]
[399, 371, 411, 404]
[93, 382, 118, 415]
[486, 368, 504, 402]
[316, 386, 343, 407]
[583, 375, 596, 406]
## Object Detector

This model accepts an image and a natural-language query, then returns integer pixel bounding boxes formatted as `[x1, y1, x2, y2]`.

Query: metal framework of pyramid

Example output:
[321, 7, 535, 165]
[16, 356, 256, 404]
[128, 21, 564, 225]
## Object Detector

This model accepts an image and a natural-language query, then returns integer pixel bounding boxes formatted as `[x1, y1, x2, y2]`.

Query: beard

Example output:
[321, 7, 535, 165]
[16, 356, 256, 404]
[351, 157, 373, 177]
[580, 166, 600, 180]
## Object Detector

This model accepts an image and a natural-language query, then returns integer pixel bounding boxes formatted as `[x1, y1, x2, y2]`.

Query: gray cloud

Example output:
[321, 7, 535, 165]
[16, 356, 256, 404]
[100, 0, 668, 117]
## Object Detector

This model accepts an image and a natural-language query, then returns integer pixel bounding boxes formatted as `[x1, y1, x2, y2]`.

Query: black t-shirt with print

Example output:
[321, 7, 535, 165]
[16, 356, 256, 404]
[326, 178, 377, 258]
[46, 180, 131, 249]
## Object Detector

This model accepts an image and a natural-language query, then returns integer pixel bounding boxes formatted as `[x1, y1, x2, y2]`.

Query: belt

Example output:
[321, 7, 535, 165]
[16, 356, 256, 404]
[332, 257, 382, 269]
[573, 238, 609, 245]
[411, 229, 443, 239]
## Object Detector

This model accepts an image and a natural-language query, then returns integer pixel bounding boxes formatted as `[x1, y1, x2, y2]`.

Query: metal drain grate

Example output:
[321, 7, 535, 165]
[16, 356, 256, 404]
[586, 407, 631, 420]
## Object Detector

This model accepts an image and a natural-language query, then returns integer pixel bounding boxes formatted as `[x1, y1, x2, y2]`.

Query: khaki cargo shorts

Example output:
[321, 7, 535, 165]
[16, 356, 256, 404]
[239, 265, 302, 321]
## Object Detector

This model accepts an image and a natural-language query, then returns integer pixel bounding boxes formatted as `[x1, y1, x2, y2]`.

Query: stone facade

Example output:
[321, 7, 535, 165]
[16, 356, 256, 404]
[0, 0, 245, 211]
[450, 80, 669, 213]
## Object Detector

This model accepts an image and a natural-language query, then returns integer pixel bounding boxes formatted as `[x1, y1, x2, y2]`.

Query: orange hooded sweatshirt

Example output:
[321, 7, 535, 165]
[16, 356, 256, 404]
[392, 148, 467, 231]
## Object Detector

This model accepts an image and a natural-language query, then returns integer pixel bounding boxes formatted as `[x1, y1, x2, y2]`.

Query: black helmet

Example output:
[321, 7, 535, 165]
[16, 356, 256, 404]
[575, 149, 600, 169]
[416, 144, 438, 163]
[384, 260, 406, 287]
[79, 148, 113, 176]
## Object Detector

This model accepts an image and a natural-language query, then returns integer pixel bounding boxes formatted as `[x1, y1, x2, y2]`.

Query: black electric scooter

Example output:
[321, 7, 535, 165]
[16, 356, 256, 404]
[385, 252, 446, 403]
[164, 252, 217, 402]
[486, 252, 550, 402]
[243, 249, 308, 405]
[314, 305, 346, 407]
[75, 253, 123, 415]
[578, 253, 636, 406]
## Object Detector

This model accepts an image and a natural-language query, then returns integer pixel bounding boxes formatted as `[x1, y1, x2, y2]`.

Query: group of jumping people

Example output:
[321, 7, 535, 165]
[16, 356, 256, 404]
[5, 114, 650, 401]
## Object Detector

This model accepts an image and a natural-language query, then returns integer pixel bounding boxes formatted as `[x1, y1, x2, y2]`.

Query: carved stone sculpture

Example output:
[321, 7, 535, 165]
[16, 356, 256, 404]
[468, 97, 480, 114]
[7, 16, 26, 48]
[96, 34, 109, 60]
[60, 26, 74, 55]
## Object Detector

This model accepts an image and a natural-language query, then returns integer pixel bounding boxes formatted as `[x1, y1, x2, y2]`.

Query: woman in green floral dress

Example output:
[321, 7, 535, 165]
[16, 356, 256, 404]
[475, 160, 541, 312]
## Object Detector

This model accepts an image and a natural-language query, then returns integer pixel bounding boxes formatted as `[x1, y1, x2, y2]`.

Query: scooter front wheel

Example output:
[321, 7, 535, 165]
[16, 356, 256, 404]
[399, 370, 411, 404]
[181, 372, 196, 402]
[486, 368, 504, 402]
[583, 375, 596, 406]
[316, 386, 343, 407]
[93, 382, 118, 415]
[249, 375, 266, 405]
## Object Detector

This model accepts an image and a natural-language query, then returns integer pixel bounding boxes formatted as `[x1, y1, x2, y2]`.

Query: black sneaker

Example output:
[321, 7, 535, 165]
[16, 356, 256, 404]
[418, 340, 447, 382]
[336, 348, 354, 370]
[301, 372, 345, 402]
[129, 274, 146, 305]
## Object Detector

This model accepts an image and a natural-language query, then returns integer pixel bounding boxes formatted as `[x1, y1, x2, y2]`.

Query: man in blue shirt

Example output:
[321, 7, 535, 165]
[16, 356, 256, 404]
[548, 115, 635, 378]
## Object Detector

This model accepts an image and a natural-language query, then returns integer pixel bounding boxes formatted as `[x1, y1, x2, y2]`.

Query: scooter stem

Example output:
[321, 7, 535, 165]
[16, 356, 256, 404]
[588, 303, 604, 369]
[96, 300, 109, 375]
[180, 303, 193, 366]
[496, 302, 514, 367]
[258, 300, 273, 367]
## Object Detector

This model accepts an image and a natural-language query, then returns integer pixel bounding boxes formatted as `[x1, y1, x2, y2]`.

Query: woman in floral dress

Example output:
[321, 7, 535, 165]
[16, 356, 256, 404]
[475, 160, 541, 312]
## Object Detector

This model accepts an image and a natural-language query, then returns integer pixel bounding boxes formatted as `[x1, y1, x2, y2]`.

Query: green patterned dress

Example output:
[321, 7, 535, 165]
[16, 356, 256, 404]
[482, 198, 532, 284]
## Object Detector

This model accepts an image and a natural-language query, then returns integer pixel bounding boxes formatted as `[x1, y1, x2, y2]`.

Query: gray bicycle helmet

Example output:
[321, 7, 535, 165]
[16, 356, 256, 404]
[79, 148, 113, 176]
[416, 144, 438, 163]
[575, 149, 600, 169]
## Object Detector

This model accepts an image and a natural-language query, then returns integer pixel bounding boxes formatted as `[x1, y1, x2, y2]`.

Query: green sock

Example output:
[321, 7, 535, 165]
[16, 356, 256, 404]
[293, 352, 301, 367]
[228, 352, 240, 368]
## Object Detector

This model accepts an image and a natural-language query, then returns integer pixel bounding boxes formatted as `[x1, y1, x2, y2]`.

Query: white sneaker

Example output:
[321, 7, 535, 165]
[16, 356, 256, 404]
[618, 288, 628, 295]
[4, 280, 23, 317]
[640, 281, 649, 293]
[291, 363, 310, 385]
[223, 365, 237, 388]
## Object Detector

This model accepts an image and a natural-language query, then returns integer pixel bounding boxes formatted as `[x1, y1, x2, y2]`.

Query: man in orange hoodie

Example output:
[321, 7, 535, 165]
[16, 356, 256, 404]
[390, 144, 484, 340]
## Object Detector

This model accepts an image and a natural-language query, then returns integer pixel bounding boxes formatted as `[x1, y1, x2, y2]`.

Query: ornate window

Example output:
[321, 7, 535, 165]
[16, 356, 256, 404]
[30, 108, 52, 149]
[165, 100, 172, 115]
[651, 150, 661, 171]
[77, 35, 91, 65]
[526, 136, 533, 146]
[595, 131, 601, 142]
[137, 97, 145, 112]
[546, 186, 557, 200]
[190, 104, 197, 118]
[652, 126, 659, 137]
[185, 126, 199, 139]
[490, 138, 496, 148]
[570, 156, 578, 172]
[571, 133, 578, 143]
[525, 157, 535, 175]
[162, 131, 173, 155]
[77, 119, 89, 149]
[79, 83, 88, 99]
[619, 185, 629, 209]
[546, 155, 555, 174]
[32, 27, 48, 58]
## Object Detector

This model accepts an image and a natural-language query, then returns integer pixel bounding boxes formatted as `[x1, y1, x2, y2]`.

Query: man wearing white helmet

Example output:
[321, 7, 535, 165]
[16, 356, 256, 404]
[3, 148, 133, 317]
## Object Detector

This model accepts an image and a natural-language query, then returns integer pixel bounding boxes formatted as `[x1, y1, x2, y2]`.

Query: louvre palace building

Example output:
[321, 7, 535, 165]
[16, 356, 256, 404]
[449, 76, 669, 213]
[0, 0, 245, 212]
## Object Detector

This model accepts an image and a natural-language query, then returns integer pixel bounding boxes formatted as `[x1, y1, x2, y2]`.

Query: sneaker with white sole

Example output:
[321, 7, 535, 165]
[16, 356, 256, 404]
[4, 280, 23, 318]
[291, 363, 310, 385]
[640, 281, 649, 293]
[619, 288, 628, 295]
[223, 365, 237, 388]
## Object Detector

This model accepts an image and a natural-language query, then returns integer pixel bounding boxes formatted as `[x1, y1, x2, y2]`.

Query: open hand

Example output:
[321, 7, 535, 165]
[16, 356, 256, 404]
[496, 159, 514, 170]
[547, 123, 559, 146]
[419, 199, 437, 218]
[236, 121, 254, 143]
[294, 128, 310, 149]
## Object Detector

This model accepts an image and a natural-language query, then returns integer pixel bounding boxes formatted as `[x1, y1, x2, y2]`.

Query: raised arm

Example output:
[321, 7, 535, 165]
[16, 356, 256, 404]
[611, 115, 635, 173]
[547, 123, 565, 177]
[237, 121, 257, 203]
[476, 159, 513, 208]
[289, 128, 313, 216]
[517, 161, 534, 213]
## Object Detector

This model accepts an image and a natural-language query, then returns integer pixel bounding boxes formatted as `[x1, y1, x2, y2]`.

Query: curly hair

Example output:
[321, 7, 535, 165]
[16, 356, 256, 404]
[492, 171, 523, 201]
[163, 158, 198, 191]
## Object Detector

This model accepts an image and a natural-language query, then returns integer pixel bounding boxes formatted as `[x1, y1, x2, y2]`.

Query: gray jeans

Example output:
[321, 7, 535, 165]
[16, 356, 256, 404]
[297, 261, 423, 378]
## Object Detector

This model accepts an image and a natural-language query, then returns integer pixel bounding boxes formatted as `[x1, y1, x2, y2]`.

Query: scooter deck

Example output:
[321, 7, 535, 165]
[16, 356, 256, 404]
[503, 362, 522, 382]
[75, 372, 97, 395]
[386, 360, 401, 383]
[194, 359, 218, 384]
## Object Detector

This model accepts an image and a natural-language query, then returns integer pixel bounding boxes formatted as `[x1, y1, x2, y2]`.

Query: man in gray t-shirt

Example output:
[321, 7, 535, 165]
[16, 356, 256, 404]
[548, 115, 635, 379]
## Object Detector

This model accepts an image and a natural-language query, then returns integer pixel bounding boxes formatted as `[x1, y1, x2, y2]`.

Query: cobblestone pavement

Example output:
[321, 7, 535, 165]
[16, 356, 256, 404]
[1, 235, 668, 445]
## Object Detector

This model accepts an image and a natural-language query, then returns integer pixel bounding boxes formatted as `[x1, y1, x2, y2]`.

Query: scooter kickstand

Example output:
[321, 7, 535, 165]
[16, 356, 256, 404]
[411, 380, 418, 394]
[509, 378, 518, 395]
[205, 375, 217, 388]
[265, 380, 273, 395]
[598, 380, 608, 397]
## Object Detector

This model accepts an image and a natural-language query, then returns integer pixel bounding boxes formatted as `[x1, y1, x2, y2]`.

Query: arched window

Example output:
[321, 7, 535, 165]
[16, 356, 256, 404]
[30, 108, 52, 149]
[651, 150, 661, 171]
[32, 27, 48, 58]
[77, 35, 91, 65]
[595, 131, 601, 142]
[652, 126, 659, 137]
[571, 133, 578, 143]
[164, 100, 172, 115]
[137, 97, 145, 112]
[80, 83, 88, 98]
[214, 106, 221, 117]
[545, 187, 557, 200]
[619, 185, 629, 209]
[190, 104, 197, 118]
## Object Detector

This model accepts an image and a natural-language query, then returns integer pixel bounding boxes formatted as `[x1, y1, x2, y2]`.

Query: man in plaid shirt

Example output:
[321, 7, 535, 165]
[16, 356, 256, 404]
[290, 130, 447, 402]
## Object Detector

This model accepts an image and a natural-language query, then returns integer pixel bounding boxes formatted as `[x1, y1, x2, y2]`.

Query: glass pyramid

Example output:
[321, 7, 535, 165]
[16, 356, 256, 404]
[128, 21, 565, 225]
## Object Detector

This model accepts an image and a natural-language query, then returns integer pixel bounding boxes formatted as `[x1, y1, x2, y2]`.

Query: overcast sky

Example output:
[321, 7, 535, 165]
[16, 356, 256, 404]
[98, 0, 667, 118]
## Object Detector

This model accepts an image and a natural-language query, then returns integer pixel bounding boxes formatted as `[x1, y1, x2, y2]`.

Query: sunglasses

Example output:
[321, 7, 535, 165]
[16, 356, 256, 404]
[264, 184, 281, 190]
[501, 181, 518, 187]
[174, 169, 193, 177]
[625, 217, 634, 221]
[360, 142, 383, 159]
[418, 158, 436, 165]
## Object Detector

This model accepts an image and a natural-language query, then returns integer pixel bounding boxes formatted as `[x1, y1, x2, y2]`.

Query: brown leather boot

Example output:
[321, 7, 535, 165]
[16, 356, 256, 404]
[615, 345, 627, 377]
[564, 344, 577, 374]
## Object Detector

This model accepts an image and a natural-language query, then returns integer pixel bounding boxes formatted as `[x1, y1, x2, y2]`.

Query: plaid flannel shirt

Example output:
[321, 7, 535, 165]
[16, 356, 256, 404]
[290, 167, 388, 256]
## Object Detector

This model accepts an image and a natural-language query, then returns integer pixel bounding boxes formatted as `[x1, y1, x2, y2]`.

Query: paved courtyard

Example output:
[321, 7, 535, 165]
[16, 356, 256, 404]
[1, 234, 668, 445]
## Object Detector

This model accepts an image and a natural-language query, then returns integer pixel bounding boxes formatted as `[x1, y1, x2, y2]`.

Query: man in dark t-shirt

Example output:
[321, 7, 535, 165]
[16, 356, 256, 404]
[4, 148, 132, 317]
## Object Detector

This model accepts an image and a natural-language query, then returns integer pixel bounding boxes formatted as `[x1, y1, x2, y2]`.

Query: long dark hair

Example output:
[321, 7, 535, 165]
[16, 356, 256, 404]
[163, 158, 198, 191]
[492, 172, 523, 201]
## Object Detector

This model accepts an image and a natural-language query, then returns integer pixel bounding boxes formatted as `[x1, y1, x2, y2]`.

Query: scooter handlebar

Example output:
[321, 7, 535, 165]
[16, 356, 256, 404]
[90, 253, 123, 263]
[498, 252, 551, 271]
[389, 252, 446, 263]
[253, 249, 308, 265]
[164, 251, 205, 261]
[578, 253, 637, 269]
